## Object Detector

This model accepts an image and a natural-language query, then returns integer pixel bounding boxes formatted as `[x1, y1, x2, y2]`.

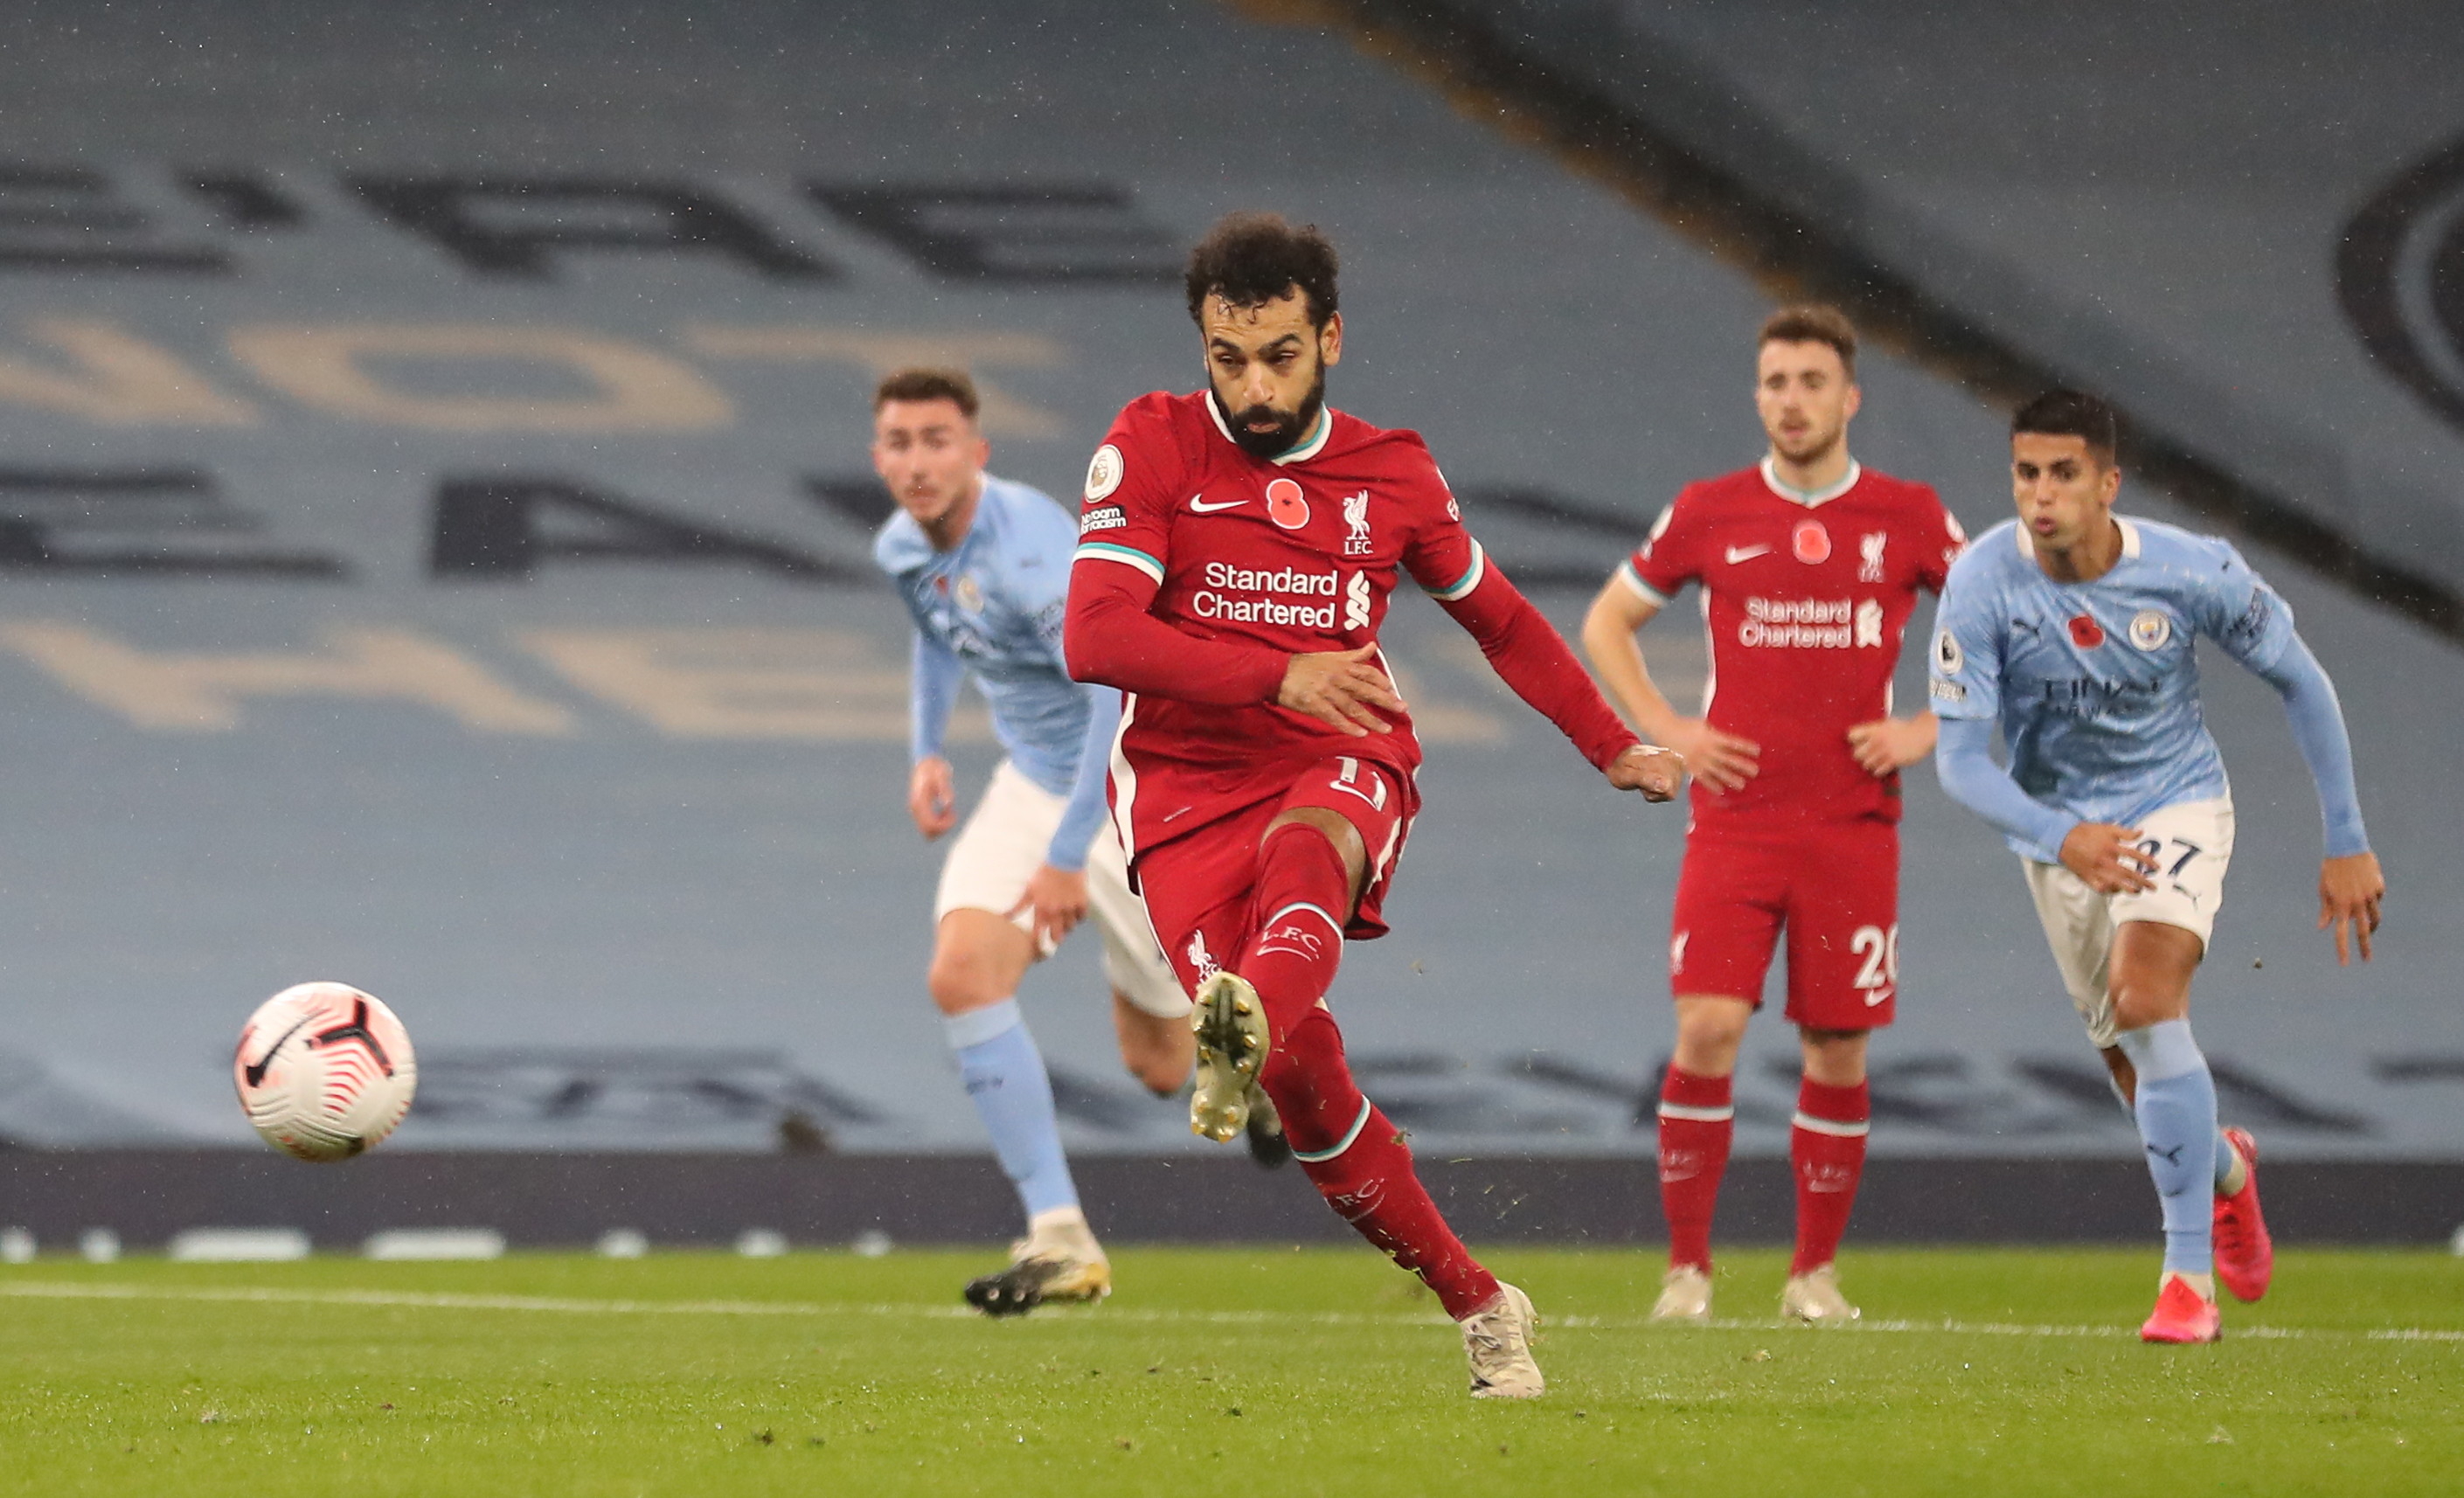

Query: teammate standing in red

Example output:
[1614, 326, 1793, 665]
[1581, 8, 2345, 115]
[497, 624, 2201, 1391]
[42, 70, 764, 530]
[1065, 212, 1683, 1397]
[1581, 306, 1964, 1323]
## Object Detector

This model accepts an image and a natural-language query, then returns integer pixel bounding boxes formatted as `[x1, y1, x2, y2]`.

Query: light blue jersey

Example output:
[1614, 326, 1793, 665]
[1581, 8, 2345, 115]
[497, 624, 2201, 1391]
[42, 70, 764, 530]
[875, 474, 1118, 870]
[1928, 517, 2301, 862]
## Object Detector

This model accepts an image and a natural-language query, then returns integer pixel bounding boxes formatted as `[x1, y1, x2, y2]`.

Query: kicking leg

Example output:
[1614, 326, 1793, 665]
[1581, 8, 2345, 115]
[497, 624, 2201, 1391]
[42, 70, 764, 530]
[929, 910, 1105, 1314]
[1784, 1026, 1869, 1322]
[1227, 800, 1532, 1388]
[1188, 808, 1360, 1141]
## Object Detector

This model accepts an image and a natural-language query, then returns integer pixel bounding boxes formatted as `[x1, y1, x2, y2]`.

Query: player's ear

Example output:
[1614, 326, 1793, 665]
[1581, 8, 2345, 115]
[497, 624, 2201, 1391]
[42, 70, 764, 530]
[1319, 310, 1343, 367]
[1841, 381, 1862, 424]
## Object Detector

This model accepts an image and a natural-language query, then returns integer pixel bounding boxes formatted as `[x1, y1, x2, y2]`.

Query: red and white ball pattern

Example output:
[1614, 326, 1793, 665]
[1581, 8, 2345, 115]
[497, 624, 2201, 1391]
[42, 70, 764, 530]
[233, 982, 418, 1162]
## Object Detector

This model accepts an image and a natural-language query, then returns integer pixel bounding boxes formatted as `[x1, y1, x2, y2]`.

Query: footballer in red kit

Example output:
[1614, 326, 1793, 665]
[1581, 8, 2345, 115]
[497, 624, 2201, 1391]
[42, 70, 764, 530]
[1582, 305, 1965, 1324]
[1066, 212, 1682, 1397]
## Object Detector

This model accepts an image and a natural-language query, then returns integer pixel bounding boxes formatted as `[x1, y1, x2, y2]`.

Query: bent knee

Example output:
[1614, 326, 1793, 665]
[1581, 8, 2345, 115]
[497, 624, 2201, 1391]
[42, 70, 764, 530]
[927, 952, 1008, 1016]
[2107, 993, 2179, 1035]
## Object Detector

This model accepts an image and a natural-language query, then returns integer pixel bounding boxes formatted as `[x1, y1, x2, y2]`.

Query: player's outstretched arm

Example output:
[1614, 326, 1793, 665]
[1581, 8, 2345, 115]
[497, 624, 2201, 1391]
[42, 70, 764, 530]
[2247, 633, 2383, 963]
[1579, 570, 1758, 791]
[1605, 744, 1683, 801]
[1441, 558, 1676, 796]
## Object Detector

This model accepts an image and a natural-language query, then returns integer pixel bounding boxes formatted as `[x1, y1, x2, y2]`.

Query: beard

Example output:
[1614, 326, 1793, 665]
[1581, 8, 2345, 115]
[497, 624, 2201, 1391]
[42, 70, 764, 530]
[1218, 368, 1327, 461]
[1772, 420, 1843, 467]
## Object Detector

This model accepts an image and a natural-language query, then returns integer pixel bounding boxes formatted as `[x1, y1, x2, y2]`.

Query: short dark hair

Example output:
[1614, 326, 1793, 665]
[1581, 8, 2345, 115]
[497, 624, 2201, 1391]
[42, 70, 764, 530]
[1759, 304, 1857, 376]
[1185, 212, 1340, 329]
[873, 367, 979, 420]
[2011, 388, 2119, 466]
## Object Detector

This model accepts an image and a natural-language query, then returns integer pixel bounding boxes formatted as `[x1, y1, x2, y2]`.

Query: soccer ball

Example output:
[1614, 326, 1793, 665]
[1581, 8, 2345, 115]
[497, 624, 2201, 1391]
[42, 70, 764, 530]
[233, 982, 419, 1162]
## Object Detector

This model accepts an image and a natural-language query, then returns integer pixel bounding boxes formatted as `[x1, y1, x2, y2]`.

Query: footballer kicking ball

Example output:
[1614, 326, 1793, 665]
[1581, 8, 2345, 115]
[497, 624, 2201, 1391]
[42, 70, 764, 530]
[233, 982, 419, 1162]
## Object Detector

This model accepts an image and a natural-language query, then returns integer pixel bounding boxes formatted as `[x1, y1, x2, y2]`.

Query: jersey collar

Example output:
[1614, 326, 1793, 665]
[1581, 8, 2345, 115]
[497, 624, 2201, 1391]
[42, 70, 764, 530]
[2015, 515, 2141, 563]
[1205, 390, 1335, 465]
[1759, 454, 1860, 508]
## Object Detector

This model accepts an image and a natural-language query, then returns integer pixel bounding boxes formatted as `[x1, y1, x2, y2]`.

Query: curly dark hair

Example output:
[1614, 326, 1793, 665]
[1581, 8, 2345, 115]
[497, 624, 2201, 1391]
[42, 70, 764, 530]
[2012, 388, 2120, 466]
[1184, 212, 1340, 329]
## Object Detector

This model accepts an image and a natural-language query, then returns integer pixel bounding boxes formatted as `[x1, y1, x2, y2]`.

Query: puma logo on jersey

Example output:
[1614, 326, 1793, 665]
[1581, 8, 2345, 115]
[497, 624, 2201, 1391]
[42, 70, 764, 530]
[1725, 544, 1773, 564]
[1189, 494, 1248, 513]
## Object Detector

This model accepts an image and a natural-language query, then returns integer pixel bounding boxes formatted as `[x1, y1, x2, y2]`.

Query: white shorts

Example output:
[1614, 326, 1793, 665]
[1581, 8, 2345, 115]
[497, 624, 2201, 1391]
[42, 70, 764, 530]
[2020, 796, 2234, 1049]
[934, 759, 1191, 1020]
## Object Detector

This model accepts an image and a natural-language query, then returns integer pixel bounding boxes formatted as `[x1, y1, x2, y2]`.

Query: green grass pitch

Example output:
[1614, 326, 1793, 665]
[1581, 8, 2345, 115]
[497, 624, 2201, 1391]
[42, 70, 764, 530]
[5, 1245, 2459, 1497]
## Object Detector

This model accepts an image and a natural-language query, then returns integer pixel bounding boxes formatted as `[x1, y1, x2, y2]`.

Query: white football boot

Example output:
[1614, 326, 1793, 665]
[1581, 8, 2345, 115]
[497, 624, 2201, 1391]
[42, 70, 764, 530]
[1651, 1265, 1714, 1322]
[1189, 971, 1269, 1142]
[1780, 1264, 1860, 1323]
[961, 1209, 1111, 1317]
[1461, 1282, 1545, 1398]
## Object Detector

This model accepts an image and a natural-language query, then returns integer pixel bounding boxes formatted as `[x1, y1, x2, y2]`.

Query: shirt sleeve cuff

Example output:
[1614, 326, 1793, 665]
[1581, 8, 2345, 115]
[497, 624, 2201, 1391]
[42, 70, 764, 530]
[1614, 560, 1669, 607]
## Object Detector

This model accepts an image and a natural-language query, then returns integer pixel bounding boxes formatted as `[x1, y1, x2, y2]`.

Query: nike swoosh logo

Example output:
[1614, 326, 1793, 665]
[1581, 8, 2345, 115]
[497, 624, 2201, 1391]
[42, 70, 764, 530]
[1189, 495, 1248, 513]
[240, 1015, 314, 1088]
[1725, 544, 1773, 564]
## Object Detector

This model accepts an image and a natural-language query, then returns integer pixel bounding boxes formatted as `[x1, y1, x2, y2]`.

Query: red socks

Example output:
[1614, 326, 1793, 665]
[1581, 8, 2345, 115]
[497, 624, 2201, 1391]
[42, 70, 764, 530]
[1659, 1069, 1872, 1275]
[1265, 1009, 1498, 1317]
[1240, 823, 1499, 1320]
[1789, 1077, 1870, 1275]
[1657, 1067, 1733, 1272]
[1239, 823, 1352, 1037]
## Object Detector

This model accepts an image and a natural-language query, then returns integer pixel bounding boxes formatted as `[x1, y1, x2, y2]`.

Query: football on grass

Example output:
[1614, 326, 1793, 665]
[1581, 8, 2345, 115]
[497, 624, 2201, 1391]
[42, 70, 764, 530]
[233, 982, 418, 1162]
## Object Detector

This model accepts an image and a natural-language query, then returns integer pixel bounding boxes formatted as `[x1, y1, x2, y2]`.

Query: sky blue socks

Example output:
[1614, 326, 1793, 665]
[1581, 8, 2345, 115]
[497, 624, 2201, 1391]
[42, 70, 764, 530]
[2104, 1063, 2242, 1192]
[2115, 1018, 2217, 1275]
[945, 999, 1079, 1220]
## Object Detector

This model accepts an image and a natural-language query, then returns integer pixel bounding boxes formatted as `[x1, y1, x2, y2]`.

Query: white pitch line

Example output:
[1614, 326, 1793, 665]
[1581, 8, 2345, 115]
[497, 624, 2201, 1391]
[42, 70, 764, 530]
[3, 1282, 2459, 1342]
[0, 1282, 1425, 1328]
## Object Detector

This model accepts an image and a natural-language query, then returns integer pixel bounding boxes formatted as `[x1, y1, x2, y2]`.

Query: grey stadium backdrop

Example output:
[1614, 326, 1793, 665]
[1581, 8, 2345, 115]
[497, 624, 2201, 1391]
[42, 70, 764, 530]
[0, 2, 2457, 1238]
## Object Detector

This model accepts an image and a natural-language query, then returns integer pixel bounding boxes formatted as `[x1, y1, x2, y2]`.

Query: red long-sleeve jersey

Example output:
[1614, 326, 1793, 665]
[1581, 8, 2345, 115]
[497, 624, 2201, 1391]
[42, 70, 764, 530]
[1065, 390, 1639, 808]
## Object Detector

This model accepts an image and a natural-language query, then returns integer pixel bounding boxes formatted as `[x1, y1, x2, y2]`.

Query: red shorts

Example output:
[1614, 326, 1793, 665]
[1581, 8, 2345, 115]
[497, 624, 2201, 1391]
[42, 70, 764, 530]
[1669, 818, 1900, 1029]
[1127, 753, 1413, 995]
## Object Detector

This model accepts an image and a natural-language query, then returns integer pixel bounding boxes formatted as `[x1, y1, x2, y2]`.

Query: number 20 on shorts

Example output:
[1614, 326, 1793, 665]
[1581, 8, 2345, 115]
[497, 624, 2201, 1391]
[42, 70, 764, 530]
[1851, 924, 1899, 996]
